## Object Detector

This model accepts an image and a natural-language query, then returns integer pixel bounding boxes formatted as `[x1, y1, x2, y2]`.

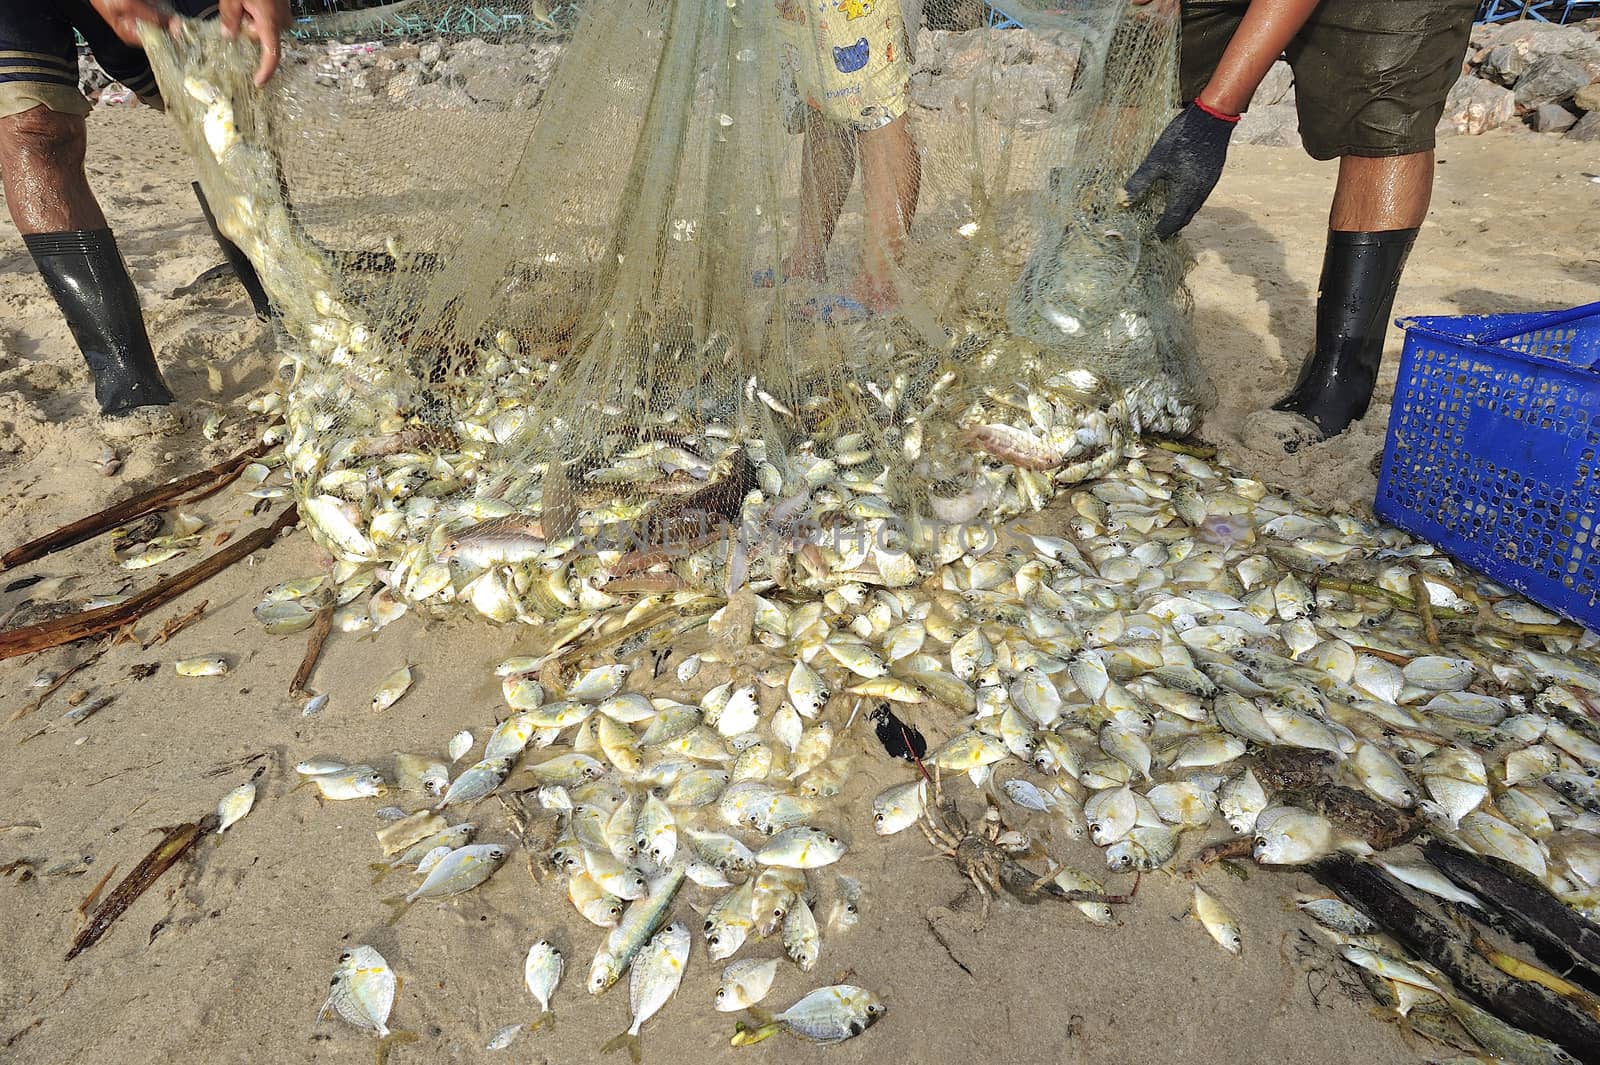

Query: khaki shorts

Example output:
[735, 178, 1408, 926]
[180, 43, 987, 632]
[1180, 0, 1477, 160]
[0, 0, 219, 119]
[777, 0, 911, 132]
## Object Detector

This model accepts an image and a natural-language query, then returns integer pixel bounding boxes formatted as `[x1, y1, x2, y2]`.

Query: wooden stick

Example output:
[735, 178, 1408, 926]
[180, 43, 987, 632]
[1424, 841, 1600, 993]
[67, 814, 216, 960]
[1349, 644, 1413, 667]
[288, 602, 334, 696]
[0, 506, 299, 662]
[76, 863, 119, 921]
[0, 441, 269, 573]
[1410, 571, 1442, 647]
[1313, 854, 1600, 1060]
[140, 600, 209, 650]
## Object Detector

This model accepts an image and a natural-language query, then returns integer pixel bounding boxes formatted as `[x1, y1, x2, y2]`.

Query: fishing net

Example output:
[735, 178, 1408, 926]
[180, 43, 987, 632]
[143, 0, 1207, 617]
[125, 12, 1600, 1058]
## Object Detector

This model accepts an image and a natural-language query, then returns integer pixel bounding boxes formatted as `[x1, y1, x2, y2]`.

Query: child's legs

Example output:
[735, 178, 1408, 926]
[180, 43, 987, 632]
[856, 113, 920, 305]
[788, 109, 857, 280]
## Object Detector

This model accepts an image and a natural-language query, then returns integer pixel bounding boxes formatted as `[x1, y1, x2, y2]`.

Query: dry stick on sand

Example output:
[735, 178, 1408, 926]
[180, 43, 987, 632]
[68, 813, 219, 960]
[140, 600, 209, 651]
[288, 602, 334, 696]
[0, 506, 300, 662]
[0, 440, 270, 573]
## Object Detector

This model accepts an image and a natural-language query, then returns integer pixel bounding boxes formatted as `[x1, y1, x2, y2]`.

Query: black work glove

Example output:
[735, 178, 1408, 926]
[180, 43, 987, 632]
[1123, 101, 1240, 239]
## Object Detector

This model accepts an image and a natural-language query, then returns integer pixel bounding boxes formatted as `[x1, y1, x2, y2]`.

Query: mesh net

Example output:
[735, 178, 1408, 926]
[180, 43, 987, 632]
[142, 0, 1210, 617]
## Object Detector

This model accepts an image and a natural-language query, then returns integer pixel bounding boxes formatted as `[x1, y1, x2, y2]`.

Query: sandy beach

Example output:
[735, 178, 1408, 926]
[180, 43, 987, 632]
[0, 94, 1597, 1065]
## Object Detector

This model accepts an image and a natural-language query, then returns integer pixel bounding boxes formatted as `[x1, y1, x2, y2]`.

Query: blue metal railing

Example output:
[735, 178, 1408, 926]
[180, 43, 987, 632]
[1475, 0, 1598, 23]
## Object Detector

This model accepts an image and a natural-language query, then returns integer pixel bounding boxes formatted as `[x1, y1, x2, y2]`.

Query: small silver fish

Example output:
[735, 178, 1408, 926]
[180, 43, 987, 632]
[319, 945, 396, 1037]
[404, 843, 507, 901]
[434, 757, 514, 811]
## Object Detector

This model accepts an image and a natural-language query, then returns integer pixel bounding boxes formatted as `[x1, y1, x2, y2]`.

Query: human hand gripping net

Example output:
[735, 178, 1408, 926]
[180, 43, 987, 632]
[141, 0, 1209, 616]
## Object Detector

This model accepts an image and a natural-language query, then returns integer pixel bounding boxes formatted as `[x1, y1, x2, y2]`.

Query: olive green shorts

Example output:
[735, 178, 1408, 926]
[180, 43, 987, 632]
[1180, 0, 1477, 160]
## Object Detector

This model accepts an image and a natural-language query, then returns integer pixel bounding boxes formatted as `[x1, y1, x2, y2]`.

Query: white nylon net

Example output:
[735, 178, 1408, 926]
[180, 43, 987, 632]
[144, 0, 1208, 618]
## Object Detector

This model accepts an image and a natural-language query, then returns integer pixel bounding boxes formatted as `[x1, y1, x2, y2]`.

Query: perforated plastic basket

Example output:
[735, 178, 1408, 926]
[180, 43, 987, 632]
[1376, 300, 1600, 629]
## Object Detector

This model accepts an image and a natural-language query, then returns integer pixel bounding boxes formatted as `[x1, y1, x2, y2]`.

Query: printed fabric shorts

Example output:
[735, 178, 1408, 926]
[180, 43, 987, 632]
[1180, 0, 1477, 160]
[777, 0, 911, 132]
[0, 0, 218, 119]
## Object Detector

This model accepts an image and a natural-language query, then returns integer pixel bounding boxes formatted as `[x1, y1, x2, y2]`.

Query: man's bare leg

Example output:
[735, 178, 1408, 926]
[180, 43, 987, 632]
[784, 111, 857, 284]
[2, 104, 173, 415]
[1329, 152, 1433, 232]
[855, 113, 921, 313]
[0, 106, 106, 233]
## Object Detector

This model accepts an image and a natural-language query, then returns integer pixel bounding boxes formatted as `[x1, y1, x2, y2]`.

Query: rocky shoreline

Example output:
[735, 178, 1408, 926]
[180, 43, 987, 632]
[78, 17, 1600, 146]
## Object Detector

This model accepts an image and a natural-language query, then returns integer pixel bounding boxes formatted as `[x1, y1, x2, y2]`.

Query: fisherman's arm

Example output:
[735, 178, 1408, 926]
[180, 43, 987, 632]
[88, 0, 290, 86]
[1125, 0, 1322, 237]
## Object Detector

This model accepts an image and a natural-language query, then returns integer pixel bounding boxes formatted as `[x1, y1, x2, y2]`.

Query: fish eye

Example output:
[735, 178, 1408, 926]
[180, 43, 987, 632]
[714, 989, 726, 1003]
[846, 904, 858, 915]
[491, 848, 506, 859]
[339, 951, 352, 961]
[773, 907, 786, 919]
[873, 813, 884, 824]
[708, 934, 720, 946]
[1254, 837, 1267, 848]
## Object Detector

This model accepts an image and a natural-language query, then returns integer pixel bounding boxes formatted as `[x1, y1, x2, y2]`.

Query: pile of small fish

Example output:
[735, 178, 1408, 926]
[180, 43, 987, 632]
[140, 22, 1600, 1063]
[265, 441, 1600, 1060]
[295, 638, 890, 1052]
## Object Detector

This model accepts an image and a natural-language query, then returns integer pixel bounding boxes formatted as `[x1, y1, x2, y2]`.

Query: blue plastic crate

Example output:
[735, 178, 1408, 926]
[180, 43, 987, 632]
[1376, 300, 1600, 629]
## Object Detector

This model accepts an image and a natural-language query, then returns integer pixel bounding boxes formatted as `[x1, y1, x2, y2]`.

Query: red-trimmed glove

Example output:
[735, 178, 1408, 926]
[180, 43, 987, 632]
[1124, 100, 1241, 239]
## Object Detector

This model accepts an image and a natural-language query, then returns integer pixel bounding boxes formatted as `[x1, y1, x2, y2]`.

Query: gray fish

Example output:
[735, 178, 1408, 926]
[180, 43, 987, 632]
[589, 866, 686, 994]
[434, 756, 514, 812]
[404, 843, 507, 902]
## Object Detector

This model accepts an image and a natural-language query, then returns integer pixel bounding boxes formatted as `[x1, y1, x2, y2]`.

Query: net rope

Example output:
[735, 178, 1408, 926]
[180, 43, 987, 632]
[143, 0, 1211, 619]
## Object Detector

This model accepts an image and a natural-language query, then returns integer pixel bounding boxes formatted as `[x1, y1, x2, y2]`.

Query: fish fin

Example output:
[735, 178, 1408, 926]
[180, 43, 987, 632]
[600, 1032, 639, 1062]
[729, 1021, 783, 1047]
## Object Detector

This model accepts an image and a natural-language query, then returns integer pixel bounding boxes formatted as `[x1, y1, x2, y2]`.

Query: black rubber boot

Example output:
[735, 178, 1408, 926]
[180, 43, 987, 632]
[193, 181, 272, 321]
[1272, 227, 1419, 439]
[24, 229, 175, 416]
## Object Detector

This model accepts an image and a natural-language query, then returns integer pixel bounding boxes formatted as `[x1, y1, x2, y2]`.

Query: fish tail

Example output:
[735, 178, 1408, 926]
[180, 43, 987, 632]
[368, 864, 393, 884]
[599, 1032, 640, 1062]
[528, 1010, 553, 1033]
[729, 1021, 783, 1047]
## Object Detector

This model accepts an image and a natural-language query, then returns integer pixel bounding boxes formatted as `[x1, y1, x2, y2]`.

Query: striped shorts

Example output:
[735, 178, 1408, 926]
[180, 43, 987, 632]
[1, 0, 218, 119]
